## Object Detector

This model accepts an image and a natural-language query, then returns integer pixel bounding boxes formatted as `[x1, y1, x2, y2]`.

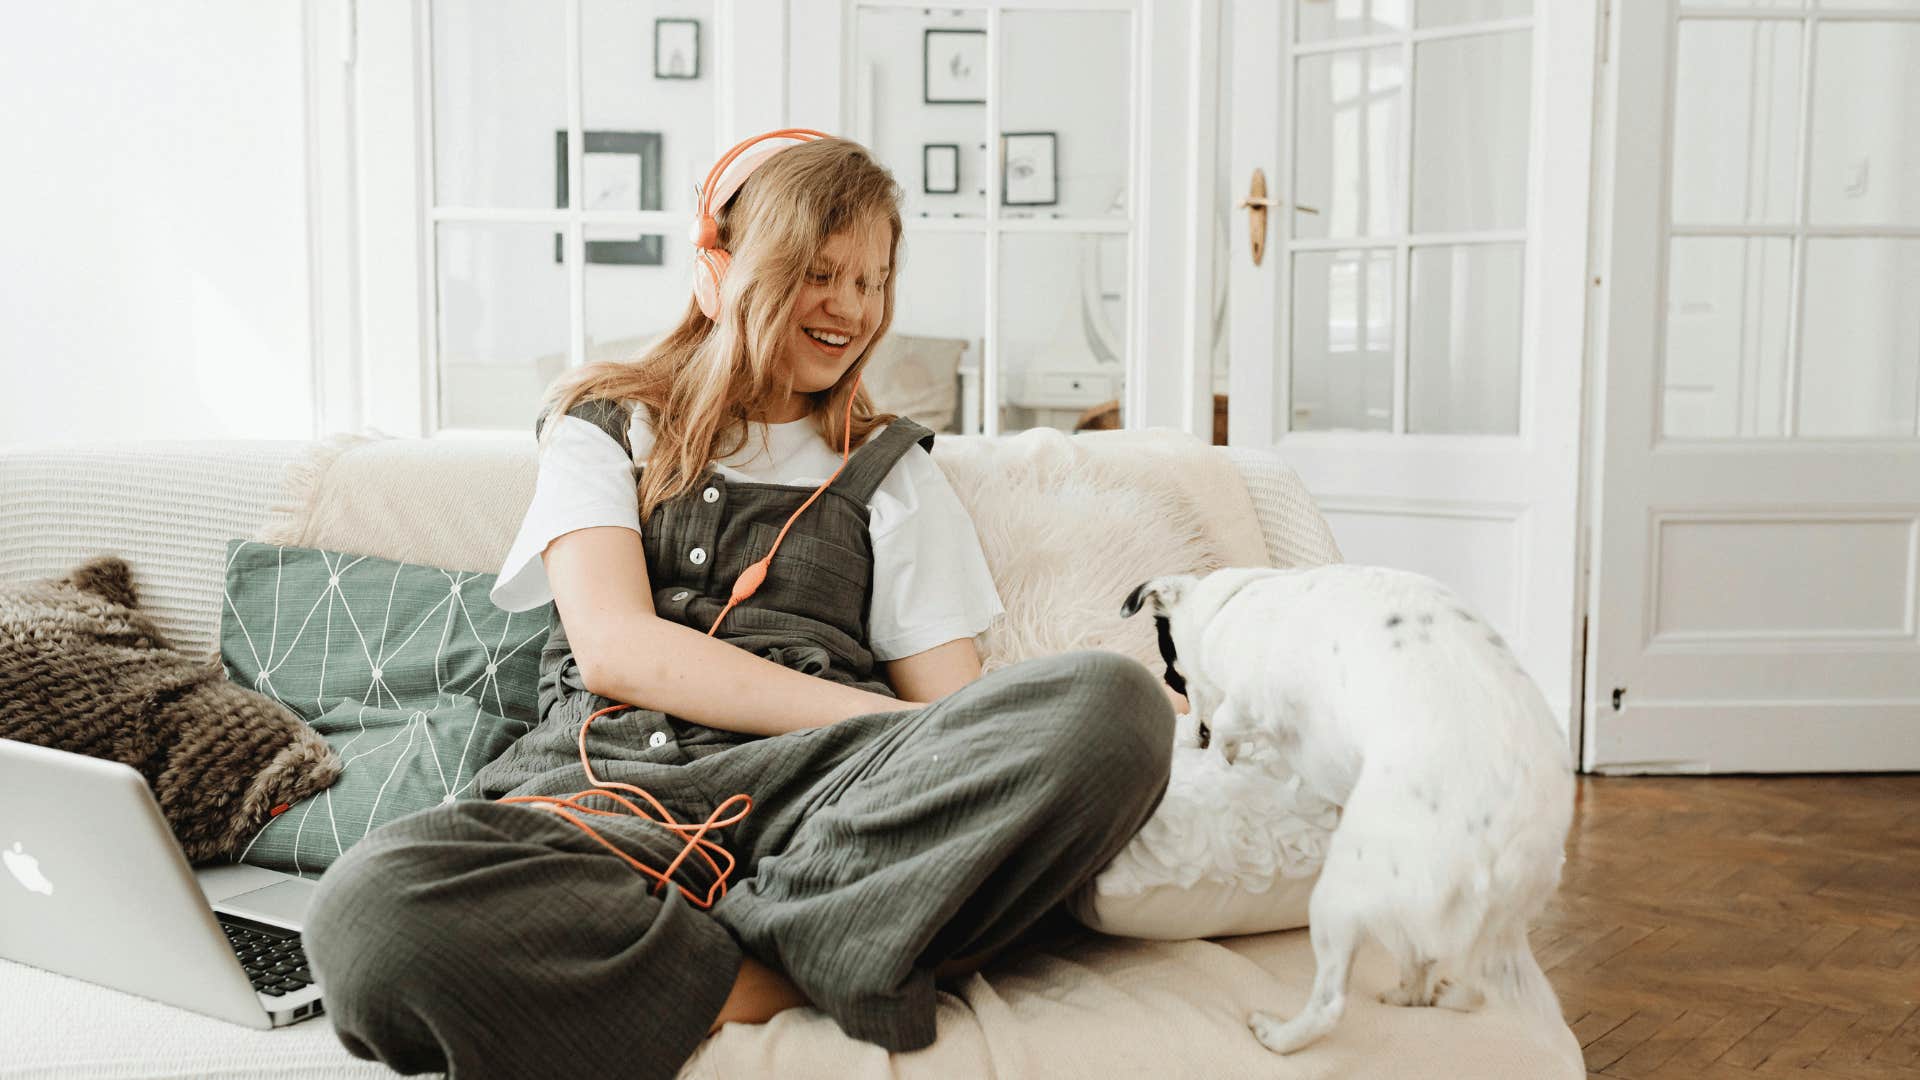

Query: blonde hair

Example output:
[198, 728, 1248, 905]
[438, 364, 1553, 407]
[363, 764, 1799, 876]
[536, 137, 902, 524]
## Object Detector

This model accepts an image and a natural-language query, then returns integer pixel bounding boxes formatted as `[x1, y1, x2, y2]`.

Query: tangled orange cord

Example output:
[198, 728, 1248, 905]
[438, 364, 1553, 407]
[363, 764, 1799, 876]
[499, 702, 752, 909]
[498, 375, 866, 909]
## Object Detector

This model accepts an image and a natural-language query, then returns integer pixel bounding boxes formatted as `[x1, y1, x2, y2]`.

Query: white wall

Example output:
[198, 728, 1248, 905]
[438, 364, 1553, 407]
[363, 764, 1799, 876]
[0, 0, 313, 445]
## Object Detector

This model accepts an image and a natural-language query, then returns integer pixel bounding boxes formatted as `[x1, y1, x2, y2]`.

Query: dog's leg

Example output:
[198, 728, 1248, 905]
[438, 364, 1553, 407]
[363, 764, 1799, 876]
[1379, 952, 1440, 1008]
[1250, 894, 1361, 1054]
[1171, 708, 1204, 750]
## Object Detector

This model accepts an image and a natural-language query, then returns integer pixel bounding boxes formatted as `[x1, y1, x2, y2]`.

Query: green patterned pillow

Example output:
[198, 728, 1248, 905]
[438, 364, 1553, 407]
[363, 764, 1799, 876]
[219, 541, 552, 875]
[230, 698, 527, 876]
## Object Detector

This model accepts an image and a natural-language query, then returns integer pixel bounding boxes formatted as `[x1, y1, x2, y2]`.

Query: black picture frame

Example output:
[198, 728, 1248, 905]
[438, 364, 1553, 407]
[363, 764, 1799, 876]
[654, 18, 701, 80]
[923, 143, 961, 195]
[923, 28, 987, 105]
[553, 130, 664, 266]
[1001, 131, 1058, 207]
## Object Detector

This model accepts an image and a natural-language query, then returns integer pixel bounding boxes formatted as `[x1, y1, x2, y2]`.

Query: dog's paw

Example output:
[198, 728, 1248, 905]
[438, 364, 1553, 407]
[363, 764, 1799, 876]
[1378, 985, 1429, 1008]
[1433, 978, 1485, 1012]
[1249, 1010, 1316, 1055]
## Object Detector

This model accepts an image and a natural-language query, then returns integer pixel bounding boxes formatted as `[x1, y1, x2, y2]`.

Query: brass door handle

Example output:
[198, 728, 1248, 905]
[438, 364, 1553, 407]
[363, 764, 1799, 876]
[1238, 169, 1320, 267]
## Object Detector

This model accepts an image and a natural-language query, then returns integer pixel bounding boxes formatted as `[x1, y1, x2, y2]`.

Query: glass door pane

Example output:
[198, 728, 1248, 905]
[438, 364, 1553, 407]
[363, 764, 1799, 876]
[1407, 243, 1524, 433]
[999, 9, 1133, 220]
[432, 0, 565, 208]
[436, 224, 569, 430]
[582, 0, 716, 217]
[1409, 29, 1530, 233]
[1671, 19, 1801, 226]
[1661, 237, 1793, 438]
[999, 231, 1128, 433]
[1293, 46, 1403, 241]
[583, 224, 686, 364]
[1807, 21, 1920, 226]
[1798, 238, 1920, 437]
[879, 231, 986, 435]
[1291, 248, 1394, 431]
[856, 7, 989, 221]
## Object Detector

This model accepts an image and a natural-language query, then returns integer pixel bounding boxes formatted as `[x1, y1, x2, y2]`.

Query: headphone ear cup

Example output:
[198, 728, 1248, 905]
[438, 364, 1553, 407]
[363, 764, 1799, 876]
[693, 249, 731, 320]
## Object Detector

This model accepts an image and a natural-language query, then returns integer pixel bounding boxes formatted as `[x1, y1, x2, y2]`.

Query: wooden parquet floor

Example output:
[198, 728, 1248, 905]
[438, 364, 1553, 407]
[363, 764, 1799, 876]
[1534, 774, 1920, 1079]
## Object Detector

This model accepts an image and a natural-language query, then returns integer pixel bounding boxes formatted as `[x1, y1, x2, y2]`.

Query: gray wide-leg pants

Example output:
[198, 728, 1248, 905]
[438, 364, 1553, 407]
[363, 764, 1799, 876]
[302, 651, 1172, 1079]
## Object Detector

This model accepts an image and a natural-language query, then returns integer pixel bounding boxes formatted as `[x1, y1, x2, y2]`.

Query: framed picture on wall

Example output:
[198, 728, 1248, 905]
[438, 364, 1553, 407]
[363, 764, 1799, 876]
[923, 143, 960, 194]
[553, 130, 664, 265]
[924, 28, 986, 104]
[655, 18, 700, 80]
[1001, 131, 1057, 207]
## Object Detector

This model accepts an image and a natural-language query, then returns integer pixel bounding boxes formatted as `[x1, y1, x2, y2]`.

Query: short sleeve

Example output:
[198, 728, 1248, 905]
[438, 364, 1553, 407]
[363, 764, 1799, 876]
[488, 415, 641, 611]
[865, 446, 1004, 661]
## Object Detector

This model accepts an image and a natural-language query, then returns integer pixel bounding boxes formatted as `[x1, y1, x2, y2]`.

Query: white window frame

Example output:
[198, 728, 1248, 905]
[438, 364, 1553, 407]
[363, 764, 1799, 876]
[317, 0, 1212, 439]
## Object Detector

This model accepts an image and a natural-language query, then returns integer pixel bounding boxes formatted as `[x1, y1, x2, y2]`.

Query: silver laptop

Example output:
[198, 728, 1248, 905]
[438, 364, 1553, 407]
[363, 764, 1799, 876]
[0, 738, 325, 1028]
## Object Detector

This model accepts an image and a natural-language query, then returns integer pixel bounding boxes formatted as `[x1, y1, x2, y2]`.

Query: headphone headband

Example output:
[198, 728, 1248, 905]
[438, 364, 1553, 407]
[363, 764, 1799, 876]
[689, 128, 832, 321]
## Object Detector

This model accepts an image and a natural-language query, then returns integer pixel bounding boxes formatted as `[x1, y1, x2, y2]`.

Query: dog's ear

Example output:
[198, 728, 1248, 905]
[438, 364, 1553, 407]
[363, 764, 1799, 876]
[1120, 575, 1196, 619]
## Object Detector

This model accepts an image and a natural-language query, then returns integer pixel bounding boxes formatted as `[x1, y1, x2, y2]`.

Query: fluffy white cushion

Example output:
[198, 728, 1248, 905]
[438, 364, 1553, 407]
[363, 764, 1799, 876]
[1067, 743, 1337, 939]
[929, 427, 1270, 674]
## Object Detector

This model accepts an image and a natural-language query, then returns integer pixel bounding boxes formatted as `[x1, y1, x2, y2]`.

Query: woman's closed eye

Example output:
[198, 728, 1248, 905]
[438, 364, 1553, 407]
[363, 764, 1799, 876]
[808, 270, 885, 293]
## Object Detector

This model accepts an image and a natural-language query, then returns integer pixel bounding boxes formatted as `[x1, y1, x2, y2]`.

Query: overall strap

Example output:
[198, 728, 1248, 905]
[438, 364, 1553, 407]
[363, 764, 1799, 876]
[827, 417, 936, 505]
[534, 398, 635, 459]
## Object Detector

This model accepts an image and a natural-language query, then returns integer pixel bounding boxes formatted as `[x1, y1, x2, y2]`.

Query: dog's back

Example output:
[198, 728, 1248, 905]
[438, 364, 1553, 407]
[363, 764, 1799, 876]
[1205, 566, 1573, 1049]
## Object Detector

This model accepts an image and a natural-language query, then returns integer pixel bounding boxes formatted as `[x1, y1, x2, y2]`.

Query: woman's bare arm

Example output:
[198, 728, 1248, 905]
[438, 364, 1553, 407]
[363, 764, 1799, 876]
[880, 637, 984, 704]
[545, 526, 915, 736]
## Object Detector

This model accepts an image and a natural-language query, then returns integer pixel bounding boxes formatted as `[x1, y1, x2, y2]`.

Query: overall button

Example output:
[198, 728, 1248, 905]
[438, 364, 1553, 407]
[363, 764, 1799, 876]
[689, 547, 708, 566]
[648, 731, 669, 748]
[672, 590, 691, 603]
[702, 486, 720, 504]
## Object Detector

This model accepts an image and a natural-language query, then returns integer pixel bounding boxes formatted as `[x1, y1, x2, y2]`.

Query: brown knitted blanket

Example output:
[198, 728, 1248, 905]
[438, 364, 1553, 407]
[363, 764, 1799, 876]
[0, 556, 340, 862]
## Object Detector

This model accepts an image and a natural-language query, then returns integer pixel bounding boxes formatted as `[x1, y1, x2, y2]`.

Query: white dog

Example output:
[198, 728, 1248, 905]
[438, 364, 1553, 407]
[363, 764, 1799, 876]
[1122, 564, 1574, 1054]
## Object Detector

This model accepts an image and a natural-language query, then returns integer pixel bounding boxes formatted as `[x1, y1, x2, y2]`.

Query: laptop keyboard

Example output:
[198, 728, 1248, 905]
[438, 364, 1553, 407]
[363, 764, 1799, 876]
[218, 914, 315, 997]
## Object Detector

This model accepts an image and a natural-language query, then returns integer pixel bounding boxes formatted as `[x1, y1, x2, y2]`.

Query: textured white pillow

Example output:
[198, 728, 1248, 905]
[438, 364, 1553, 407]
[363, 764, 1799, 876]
[861, 334, 967, 433]
[1069, 743, 1340, 940]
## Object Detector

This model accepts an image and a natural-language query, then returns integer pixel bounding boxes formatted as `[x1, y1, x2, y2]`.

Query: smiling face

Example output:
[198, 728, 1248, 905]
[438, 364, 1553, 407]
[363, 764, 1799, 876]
[776, 218, 892, 419]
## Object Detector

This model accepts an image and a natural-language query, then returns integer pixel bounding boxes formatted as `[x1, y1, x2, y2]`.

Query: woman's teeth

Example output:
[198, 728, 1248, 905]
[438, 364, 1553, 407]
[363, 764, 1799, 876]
[806, 329, 851, 347]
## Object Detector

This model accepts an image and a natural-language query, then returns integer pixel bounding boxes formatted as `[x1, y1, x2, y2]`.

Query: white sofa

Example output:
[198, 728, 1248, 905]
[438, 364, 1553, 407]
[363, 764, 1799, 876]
[0, 438, 1583, 1079]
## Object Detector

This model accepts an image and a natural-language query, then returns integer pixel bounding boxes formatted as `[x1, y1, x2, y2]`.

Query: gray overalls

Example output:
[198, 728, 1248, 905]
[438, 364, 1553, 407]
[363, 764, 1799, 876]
[302, 401, 1174, 1080]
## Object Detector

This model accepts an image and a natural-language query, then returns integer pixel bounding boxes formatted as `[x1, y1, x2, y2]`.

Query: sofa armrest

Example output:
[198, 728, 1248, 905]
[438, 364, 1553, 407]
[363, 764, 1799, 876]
[1222, 446, 1343, 568]
[0, 441, 311, 659]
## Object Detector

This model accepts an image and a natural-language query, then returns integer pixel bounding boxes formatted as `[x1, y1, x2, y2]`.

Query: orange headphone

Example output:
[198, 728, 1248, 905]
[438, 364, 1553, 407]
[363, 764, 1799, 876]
[500, 128, 870, 909]
[690, 127, 832, 322]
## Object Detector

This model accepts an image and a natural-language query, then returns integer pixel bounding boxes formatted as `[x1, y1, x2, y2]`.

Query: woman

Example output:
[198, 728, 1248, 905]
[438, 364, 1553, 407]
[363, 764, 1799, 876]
[303, 132, 1174, 1080]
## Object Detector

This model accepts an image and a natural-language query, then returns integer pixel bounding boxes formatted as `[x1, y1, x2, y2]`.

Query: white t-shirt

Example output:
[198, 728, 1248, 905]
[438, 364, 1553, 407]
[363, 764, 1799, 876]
[490, 408, 1004, 661]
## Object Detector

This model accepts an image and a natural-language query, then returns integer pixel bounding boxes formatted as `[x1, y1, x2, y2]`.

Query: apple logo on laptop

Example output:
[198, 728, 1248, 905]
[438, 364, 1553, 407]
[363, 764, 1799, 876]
[5, 841, 53, 896]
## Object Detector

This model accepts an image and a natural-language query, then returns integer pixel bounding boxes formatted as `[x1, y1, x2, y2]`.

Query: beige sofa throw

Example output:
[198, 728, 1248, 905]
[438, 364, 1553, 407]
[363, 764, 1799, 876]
[256, 426, 1276, 674]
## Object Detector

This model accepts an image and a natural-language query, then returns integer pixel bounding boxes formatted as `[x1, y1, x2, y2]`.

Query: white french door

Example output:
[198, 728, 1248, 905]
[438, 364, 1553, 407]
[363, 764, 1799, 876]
[1226, 0, 1599, 736]
[1587, 1, 1920, 773]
